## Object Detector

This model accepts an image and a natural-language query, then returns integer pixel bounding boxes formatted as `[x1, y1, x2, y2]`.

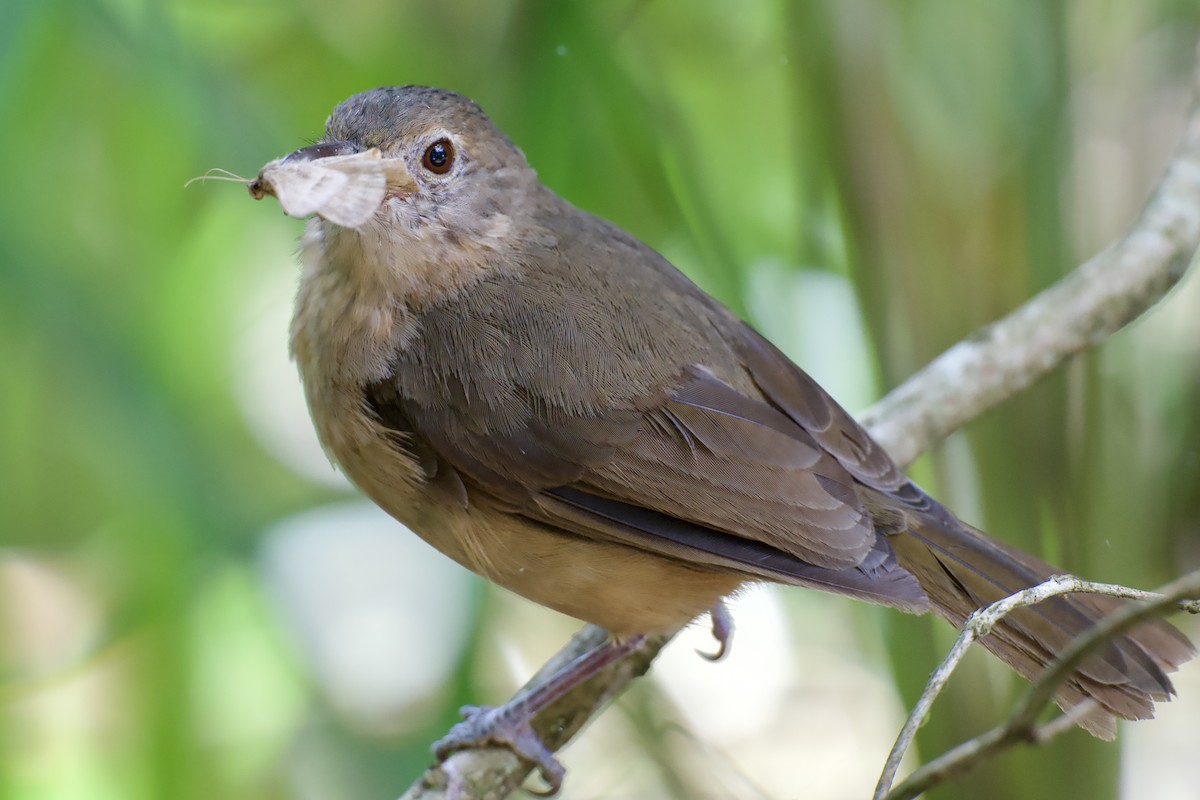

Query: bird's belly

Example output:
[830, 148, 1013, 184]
[424, 502, 745, 637]
[313, 389, 743, 637]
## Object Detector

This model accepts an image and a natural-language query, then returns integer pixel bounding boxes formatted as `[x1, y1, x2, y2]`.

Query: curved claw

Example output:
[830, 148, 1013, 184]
[696, 600, 735, 662]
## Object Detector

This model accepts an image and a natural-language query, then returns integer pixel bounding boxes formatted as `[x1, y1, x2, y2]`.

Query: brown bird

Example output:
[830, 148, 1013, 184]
[261, 85, 1193, 791]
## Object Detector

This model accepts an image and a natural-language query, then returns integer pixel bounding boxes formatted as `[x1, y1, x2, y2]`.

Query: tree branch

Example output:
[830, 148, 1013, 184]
[398, 47, 1200, 800]
[858, 55, 1200, 466]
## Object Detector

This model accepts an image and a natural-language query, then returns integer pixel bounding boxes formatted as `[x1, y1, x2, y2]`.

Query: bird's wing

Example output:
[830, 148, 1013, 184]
[365, 266, 928, 612]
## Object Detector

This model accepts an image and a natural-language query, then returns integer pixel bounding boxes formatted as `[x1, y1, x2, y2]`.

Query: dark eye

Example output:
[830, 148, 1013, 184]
[422, 139, 455, 174]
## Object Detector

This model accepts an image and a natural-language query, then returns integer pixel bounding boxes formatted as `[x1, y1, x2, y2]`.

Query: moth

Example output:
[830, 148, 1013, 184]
[247, 146, 403, 228]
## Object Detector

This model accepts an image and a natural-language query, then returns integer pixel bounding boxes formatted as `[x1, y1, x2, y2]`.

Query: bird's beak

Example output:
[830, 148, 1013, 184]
[283, 140, 361, 162]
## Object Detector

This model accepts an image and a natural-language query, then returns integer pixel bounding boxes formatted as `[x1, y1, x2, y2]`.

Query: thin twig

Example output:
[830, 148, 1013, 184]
[873, 575, 1200, 799]
[877, 570, 1200, 800]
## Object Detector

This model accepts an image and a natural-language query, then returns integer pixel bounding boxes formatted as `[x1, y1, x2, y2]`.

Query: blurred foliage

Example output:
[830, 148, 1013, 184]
[2, 1, 1200, 799]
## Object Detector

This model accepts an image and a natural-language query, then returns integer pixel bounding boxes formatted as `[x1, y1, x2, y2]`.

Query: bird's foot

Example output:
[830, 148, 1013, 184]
[433, 704, 565, 796]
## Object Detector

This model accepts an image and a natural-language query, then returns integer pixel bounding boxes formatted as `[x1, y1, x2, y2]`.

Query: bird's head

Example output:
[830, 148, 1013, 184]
[279, 86, 542, 246]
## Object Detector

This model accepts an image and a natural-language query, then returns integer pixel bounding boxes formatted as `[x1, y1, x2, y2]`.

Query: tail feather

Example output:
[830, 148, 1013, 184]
[890, 514, 1194, 739]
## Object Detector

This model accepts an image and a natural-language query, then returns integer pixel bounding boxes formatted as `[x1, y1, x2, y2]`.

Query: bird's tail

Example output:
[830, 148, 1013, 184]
[890, 510, 1195, 738]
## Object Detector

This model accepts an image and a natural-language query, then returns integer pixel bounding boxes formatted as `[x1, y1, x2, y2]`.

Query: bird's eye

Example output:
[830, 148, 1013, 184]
[422, 139, 455, 175]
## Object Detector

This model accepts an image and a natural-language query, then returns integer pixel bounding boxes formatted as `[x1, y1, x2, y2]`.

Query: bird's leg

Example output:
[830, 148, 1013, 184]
[697, 600, 735, 662]
[434, 633, 648, 795]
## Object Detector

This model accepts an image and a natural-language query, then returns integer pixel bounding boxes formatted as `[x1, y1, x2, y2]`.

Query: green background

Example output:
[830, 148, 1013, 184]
[2, 1, 1199, 798]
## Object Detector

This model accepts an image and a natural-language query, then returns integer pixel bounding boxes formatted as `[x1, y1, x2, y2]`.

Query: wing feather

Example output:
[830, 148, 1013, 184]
[363, 240, 929, 610]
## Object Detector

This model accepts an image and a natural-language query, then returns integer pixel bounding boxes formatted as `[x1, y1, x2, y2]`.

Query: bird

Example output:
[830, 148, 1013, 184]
[256, 85, 1194, 792]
